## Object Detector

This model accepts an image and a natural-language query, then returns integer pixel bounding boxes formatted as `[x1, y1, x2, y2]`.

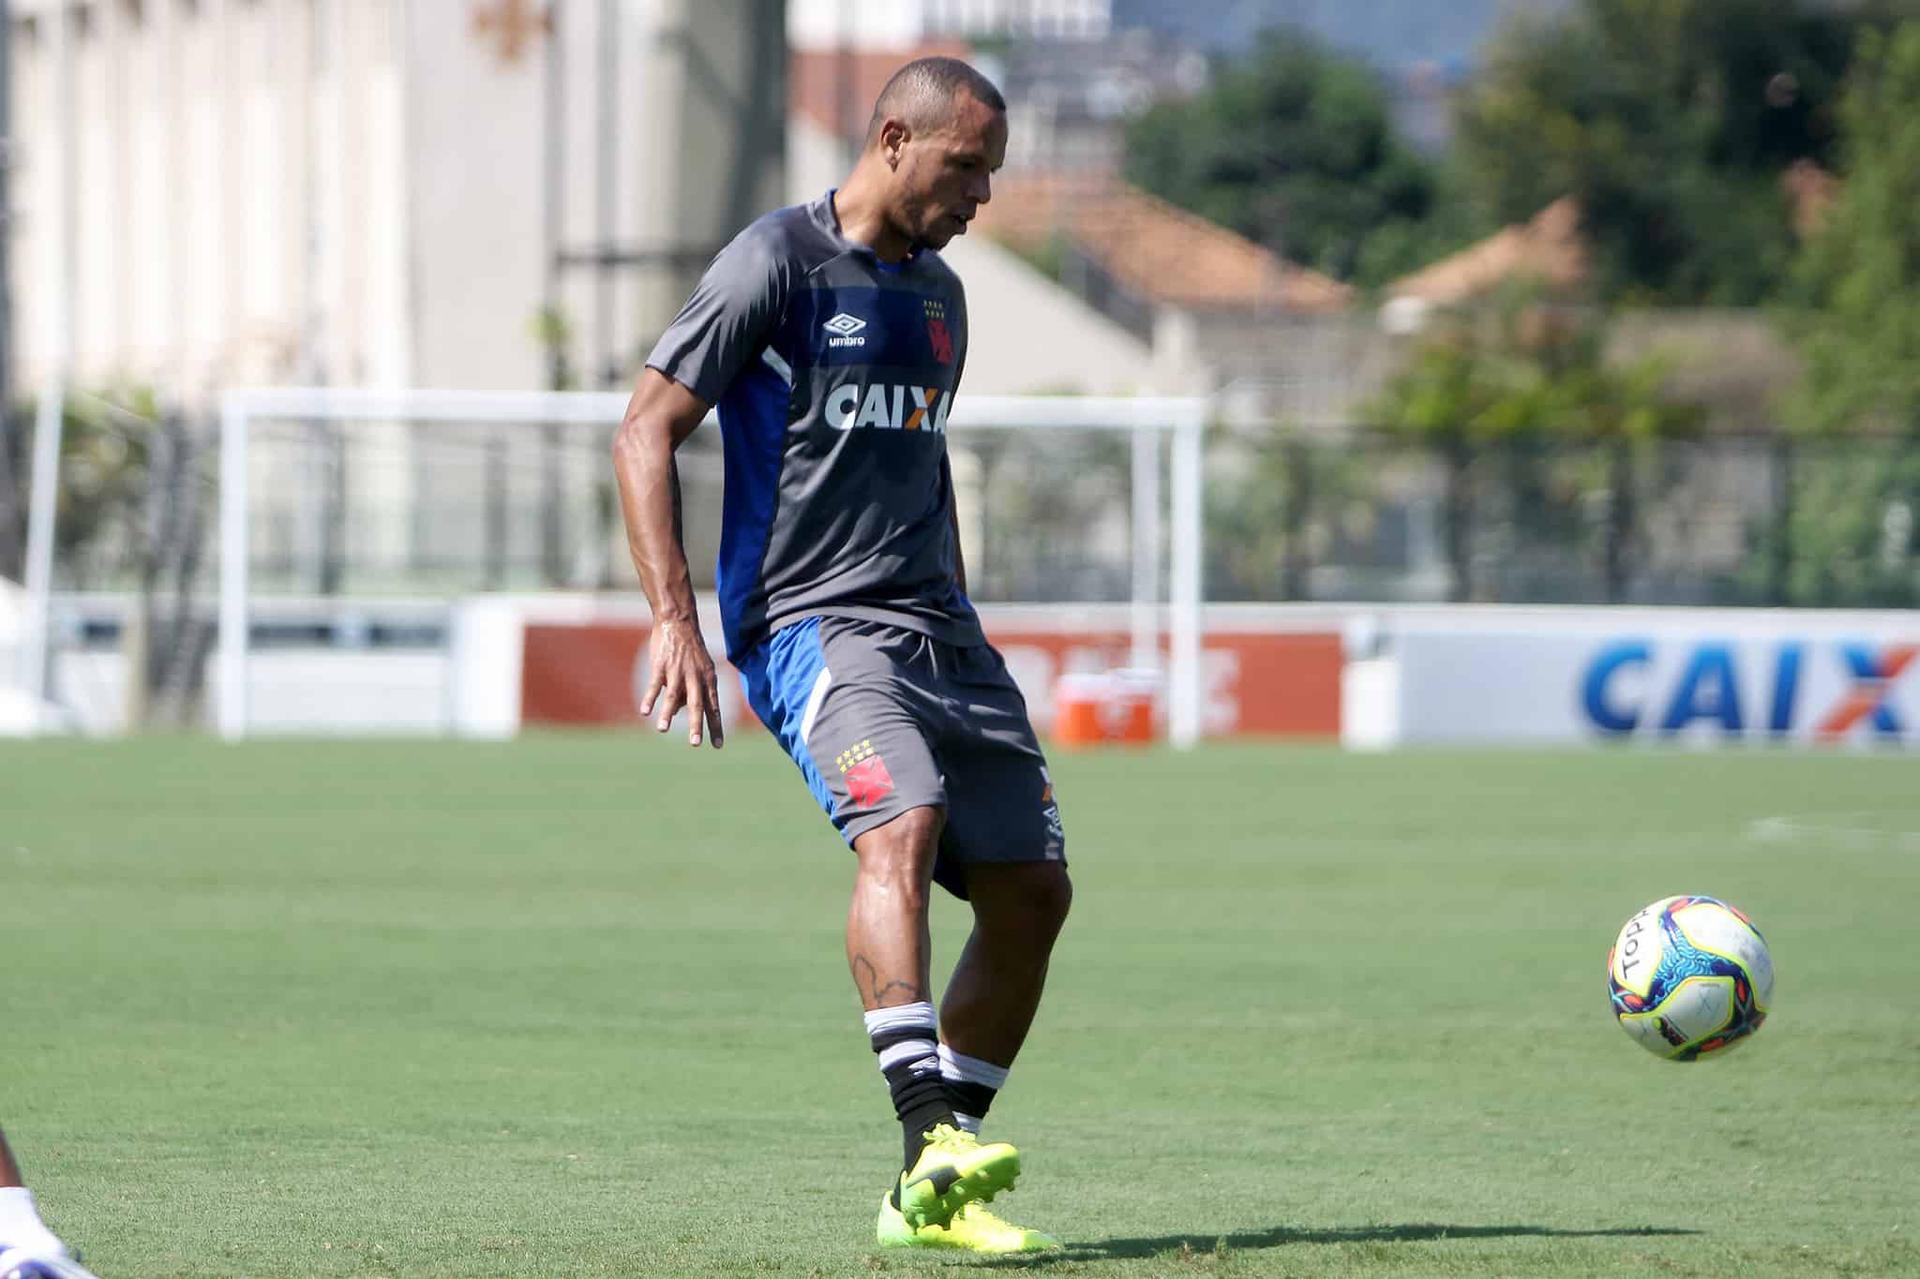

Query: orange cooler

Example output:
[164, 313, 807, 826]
[1053, 670, 1158, 746]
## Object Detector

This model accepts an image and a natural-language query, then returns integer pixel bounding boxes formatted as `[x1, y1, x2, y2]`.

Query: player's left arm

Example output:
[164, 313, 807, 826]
[946, 289, 970, 596]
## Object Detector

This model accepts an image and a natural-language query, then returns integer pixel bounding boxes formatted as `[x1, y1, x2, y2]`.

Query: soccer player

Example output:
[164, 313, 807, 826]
[612, 57, 1070, 1254]
[0, 1128, 99, 1279]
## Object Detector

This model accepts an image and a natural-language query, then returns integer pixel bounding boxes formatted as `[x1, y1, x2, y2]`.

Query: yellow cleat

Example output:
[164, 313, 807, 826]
[893, 1123, 1020, 1230]
[876, 1193, 1062, 1253]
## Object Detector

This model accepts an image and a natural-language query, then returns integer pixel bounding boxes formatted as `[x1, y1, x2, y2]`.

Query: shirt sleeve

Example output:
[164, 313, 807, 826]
[645, 221, 788, 407]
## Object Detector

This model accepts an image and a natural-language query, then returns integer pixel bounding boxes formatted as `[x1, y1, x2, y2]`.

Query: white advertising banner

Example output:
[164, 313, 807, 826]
[1343, 607, 1920, 749]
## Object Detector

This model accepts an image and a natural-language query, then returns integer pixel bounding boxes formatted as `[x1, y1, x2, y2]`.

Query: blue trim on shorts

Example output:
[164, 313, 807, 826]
[739, 617, 837, 821]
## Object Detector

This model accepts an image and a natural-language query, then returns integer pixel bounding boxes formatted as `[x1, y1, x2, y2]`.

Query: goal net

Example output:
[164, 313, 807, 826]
[214, 388, 1206, 744]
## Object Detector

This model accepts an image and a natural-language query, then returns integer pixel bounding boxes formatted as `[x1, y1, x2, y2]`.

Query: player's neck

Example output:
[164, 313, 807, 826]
[833, 169, 914, 264]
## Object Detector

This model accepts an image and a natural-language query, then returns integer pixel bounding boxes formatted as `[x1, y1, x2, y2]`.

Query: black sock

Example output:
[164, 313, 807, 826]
[939, 1044, 1010, 1134]
[864, 1002, 957, 1173]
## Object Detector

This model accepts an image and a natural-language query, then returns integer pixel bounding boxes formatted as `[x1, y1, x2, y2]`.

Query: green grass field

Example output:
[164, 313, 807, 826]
[3, 735, 1916, 1277]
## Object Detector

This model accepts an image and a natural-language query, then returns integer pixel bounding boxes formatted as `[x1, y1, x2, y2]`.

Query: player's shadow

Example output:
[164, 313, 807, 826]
[976, 1222, 1700, 1268]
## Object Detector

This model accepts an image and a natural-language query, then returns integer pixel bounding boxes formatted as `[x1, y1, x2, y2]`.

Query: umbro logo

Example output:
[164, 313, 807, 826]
[823, 312, 868, 347]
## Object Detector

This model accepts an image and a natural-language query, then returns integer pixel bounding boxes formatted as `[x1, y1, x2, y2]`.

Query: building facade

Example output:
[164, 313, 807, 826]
[7, 0, 784, 405]
[788, 0, 1110, 48]
[7, 0, 784, 590]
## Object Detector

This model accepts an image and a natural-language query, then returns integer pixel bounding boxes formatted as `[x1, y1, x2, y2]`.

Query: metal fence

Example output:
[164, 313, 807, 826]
[17, 410, 1920, 613]
[1202, 430, 1920, 609]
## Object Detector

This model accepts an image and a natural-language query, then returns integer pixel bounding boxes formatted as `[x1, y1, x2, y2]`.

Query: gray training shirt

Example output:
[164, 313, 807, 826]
[646, 190, 986, 662]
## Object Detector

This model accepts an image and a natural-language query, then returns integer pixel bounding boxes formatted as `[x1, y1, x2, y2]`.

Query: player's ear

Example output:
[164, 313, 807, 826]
[880, 118, 909, 168]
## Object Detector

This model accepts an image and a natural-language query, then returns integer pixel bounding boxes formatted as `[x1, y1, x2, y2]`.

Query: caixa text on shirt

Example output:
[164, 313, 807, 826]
[824, 382, 953, 433]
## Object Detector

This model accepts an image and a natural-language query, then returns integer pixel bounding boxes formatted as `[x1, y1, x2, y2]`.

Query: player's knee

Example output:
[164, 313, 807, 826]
[1031, 865, 1073, 935]
[853, 806, 944, 887]
[974, 862, 1072, 939]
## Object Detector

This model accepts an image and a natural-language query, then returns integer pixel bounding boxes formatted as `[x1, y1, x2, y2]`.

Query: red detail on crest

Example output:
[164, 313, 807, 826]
[845, 754, 896, 809]
[927, 318, 955, 364]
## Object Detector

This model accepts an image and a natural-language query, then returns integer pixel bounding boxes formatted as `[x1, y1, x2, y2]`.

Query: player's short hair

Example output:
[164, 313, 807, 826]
[866, 57, 1006, 146]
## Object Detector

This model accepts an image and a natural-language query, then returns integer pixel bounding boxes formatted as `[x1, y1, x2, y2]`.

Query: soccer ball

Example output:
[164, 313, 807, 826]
[1607, 895, 1773, 1061]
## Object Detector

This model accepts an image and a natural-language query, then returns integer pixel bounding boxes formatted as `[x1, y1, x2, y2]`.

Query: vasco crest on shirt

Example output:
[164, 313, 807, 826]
[922, 298, 955, 365]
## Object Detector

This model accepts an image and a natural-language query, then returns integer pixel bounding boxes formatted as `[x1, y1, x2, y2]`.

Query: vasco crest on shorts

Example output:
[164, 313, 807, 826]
[837, 738, 897, 810]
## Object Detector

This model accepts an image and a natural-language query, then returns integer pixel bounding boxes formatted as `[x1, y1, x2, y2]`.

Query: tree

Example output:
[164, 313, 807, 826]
[1455, 0, 1864, 303]
[1768, 21, 1920, 606]
[0, 411, 24, 582]
[3, 388, 217, 724]
[1369, 295, 1703, 600]
[3, 389, 155, 585]
[1123, 30, 1443, 283]
[1788, 21, 1920, 436]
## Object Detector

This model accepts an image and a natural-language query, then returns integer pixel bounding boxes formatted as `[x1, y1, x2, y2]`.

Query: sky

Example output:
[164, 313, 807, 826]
[1110, 0, 1577, 71]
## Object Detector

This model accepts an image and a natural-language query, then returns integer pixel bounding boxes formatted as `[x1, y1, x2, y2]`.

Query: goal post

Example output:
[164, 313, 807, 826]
[216, 387, 1207, 746]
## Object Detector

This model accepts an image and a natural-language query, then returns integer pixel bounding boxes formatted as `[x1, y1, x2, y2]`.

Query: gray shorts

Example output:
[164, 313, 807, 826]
[739, 616, 1066, 900]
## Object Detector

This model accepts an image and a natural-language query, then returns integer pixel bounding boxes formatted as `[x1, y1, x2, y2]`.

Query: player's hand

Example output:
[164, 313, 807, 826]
[640, 617, 726, 749]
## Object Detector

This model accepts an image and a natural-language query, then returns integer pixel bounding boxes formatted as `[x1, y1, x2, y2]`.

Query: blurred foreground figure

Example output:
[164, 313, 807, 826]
[0, 1129, 101, 1279]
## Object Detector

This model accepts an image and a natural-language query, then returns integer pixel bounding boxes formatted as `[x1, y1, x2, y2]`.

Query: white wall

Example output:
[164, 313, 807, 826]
[787, 0, 1112, 46]
[403, 1, 545, 390]
[8, 0, 782, 403]
[938, 234, 1154, 394]
[35, 647, 453, 737]
[10, 0, 409, 399]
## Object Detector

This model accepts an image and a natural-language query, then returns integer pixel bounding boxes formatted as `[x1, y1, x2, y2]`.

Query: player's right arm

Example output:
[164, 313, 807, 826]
[613, 217, 789, 750]
[613, 371, 723, 749]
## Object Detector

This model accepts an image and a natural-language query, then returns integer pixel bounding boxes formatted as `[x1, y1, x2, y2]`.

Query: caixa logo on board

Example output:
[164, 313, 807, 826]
[1581, 639, 1919, 741]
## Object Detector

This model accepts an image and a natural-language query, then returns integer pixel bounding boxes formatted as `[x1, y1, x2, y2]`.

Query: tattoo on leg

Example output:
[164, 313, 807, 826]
[851, 953, 925, 1007]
